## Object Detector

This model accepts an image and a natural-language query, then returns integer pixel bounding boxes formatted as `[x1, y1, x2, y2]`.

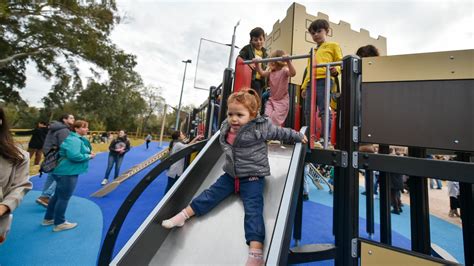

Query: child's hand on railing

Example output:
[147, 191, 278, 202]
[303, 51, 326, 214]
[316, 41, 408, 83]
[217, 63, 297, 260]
[251, 58, 260, 70]
[302, 135, 308, 144]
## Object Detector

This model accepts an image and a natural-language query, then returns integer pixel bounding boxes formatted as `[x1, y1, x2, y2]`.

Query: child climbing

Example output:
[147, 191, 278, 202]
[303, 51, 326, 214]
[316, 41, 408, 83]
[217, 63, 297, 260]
[254, 49, 296, 126]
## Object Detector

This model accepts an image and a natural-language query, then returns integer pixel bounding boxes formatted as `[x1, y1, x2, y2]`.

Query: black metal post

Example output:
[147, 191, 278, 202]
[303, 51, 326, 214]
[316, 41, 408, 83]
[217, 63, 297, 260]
[456, 152, 473, 266]
[218, 68, 233, 125]
[378, 144, 392, 245]
[334, 55, 360, 266]
[332, 168, 338, 237]
[189, 108, 198, 138]
[408, 147, 431, 255]
[293, 169, 304, 243]
[204, 86, 216, 138]
[365, 170, 375, 237]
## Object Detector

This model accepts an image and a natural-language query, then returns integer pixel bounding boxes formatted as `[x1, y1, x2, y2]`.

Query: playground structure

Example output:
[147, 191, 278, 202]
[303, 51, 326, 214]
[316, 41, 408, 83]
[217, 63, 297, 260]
[96, 47, 473, 266]
[264, 3, 386, 91]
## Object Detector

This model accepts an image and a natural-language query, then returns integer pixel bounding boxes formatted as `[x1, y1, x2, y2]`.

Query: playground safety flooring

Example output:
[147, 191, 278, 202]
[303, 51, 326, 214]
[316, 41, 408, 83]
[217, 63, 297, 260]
[0, 142, 464, 265]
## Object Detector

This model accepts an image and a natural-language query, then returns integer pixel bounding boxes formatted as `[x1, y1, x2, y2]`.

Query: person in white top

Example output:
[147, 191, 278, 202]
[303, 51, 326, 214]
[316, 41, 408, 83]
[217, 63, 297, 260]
[164, 131, 203, 193]
[0, 107, 32, 243]
[447, 180, 460, 218]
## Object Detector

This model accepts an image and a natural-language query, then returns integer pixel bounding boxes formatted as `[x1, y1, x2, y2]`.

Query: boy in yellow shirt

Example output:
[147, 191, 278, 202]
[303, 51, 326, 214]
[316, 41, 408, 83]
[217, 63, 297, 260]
[301, 19, 343, 141]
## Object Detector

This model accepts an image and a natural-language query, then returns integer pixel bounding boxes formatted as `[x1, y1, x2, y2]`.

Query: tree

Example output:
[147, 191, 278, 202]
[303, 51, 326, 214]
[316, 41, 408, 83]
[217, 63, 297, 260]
[167, 104, 195, 133]
[0, 101, 42, 128]
[76, 66, 146, 131]
[140, 85, 165, 133]
[0, 0, 135, 104]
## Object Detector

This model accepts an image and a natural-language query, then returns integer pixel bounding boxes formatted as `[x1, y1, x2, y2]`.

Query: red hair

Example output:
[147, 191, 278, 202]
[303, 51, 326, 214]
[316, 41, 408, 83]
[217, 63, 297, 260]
[227, 88, 261, 118]
[73, 120, 88, 129]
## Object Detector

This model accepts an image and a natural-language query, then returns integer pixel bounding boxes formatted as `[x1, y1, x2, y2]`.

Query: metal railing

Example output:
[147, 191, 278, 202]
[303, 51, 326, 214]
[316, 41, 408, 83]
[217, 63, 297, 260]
[242, 51, 342, 149]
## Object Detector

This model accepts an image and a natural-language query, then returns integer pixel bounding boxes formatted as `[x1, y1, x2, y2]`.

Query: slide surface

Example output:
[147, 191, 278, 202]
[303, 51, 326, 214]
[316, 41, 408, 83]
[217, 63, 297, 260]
[112, 132, 304, 265]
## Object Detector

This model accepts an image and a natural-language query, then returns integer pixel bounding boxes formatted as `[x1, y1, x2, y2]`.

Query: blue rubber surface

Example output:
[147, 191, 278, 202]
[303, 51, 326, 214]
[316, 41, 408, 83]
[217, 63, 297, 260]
[0, 143, 464, 265]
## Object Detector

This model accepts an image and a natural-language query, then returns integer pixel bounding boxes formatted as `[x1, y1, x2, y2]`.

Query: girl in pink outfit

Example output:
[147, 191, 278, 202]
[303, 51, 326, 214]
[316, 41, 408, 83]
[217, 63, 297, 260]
[254, 50, 296, 126]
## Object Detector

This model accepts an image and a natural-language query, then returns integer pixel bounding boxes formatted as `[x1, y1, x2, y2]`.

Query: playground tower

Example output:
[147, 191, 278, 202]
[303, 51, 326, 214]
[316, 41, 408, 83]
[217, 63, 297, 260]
[265, 2, 387, 85]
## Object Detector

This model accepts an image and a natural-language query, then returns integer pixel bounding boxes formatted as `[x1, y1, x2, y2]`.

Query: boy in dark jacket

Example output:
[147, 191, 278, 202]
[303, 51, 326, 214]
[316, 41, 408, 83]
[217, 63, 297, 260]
[238, 27, 268, 100]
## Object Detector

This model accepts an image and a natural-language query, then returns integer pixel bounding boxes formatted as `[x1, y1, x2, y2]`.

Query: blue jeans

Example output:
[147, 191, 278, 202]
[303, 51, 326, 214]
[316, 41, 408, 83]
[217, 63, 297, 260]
[190, 173, 265, 244]
[104, 154, 124, 180]
[262, 89, 271, 114]
[430, 179, 442, 189]
[44, 174, 79, 225]
[41, 174, 56, 198]
[304, 79, 332, 138]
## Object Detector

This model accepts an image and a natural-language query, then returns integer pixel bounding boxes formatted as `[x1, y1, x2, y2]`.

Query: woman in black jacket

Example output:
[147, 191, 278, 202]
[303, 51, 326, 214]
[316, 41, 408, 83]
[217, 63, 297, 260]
[101, 130, 131, 185]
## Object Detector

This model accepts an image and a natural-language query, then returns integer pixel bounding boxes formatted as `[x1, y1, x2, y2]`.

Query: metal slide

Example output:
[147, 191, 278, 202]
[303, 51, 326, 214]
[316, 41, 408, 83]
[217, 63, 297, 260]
[111, 130, 306, 265]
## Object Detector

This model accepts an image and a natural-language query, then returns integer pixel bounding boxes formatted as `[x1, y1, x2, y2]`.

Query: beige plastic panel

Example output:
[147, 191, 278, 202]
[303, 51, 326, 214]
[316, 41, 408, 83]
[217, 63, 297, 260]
[265, 3, 387, 85]
[362, 49, 474, 82]
[265, 3, 294, 83]
[361, 242, 446, 266]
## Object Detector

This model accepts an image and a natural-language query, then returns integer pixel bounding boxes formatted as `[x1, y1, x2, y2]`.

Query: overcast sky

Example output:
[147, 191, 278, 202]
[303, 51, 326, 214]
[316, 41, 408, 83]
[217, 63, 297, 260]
[20, 0, 473, 108]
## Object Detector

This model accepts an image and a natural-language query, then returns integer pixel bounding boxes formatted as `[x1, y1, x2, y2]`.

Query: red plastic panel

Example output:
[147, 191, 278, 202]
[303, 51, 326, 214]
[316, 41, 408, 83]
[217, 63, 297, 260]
[233, 57, 252, 92]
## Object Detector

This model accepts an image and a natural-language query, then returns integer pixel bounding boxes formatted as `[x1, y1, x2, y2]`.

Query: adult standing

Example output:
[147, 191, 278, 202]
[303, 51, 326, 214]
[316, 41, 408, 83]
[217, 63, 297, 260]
[0, 107, 32, 243]
[28, 121, 49, 165]
[101, 130, 131, 185]
[14, 121, 49, 165]
[42, 120, 95, 232]
[36, 114, 75, 207]
[145, 133, 152, 150]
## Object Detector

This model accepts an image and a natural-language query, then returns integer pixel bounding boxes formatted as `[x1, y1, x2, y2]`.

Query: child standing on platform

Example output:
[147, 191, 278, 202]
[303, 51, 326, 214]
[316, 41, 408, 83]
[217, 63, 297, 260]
[254, 50, 296, 126]
[239, 27, 268, 100]
[162, 89, 307, 266]
[164, 131, 203, 194]
[301, 19, 343, 143]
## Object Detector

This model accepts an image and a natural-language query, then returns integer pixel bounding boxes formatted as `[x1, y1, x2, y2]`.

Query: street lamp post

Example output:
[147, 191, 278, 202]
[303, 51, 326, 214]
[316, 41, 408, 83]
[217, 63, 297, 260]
[228, 20, 240, 68]
[175, 59, 192, 130]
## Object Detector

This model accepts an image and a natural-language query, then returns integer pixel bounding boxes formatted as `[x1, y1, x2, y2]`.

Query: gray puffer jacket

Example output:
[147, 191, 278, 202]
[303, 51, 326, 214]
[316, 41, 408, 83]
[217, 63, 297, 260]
[219, 116, 304, 178]
[42, 121, 71, 155]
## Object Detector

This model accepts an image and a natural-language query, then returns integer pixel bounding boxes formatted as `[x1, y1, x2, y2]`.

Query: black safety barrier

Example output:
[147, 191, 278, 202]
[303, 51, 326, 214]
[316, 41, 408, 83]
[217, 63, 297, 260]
[288, 53, 473, 266]
[97, 140, 207, 266]
[204, 84, 222, 138]
[218, 68, 233, 125]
